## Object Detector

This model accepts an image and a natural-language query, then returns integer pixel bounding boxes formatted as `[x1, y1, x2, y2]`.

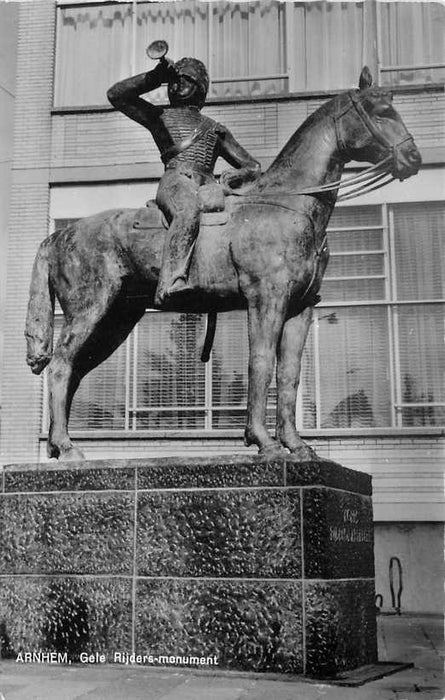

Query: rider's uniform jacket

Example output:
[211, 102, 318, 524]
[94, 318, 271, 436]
[160, 107, 223, 179]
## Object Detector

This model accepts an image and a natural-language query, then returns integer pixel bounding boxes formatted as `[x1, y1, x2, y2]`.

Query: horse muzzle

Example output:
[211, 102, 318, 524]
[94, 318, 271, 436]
[392, 139, 422, 181]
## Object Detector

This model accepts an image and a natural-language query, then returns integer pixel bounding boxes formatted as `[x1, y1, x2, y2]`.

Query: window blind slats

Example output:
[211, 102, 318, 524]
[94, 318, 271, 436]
[393, 203, 445, 301]
[318, 306, 391, 429]
[398, 305, 445, 427]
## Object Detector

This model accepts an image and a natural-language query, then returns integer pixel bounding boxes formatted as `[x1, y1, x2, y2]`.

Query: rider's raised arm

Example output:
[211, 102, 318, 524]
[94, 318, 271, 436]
[218, 126, 261, 189]
[107, 63, 168, 128]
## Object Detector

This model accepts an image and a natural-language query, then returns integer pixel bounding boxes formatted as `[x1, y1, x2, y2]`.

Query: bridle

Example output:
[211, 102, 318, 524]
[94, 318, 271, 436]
[329, 90, 414, 200]
[341, 90, 414, 156]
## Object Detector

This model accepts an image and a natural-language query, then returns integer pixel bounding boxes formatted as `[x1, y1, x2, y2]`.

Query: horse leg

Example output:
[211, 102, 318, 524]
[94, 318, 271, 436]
[276, 307, 319, 460]
[244, 299, 287, 456]
[47, 317, 93, 460]
[47, 298, 144, 461]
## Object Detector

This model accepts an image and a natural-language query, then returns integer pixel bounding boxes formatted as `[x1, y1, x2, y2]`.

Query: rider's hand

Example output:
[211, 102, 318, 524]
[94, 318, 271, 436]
[220, 166, 260, 194]
[160, 57, 176, 81]
[220, 169, 242, 192]
[148, 57, 175, 85]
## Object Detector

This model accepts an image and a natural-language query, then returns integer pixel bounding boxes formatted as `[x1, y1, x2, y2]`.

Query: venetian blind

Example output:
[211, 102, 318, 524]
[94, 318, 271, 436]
[317, 206, 391, 429]
[392, 202, 445, 426]
[211, 310, 248, 429]
[135, 312, 206, 430]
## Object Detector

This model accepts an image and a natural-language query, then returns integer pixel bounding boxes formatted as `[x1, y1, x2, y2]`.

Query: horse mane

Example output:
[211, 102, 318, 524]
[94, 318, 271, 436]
[264, 91, 351, 177]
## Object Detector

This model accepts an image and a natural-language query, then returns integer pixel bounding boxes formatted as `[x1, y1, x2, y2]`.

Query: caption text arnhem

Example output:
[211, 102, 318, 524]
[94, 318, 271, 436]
[16, 651, 219, 666]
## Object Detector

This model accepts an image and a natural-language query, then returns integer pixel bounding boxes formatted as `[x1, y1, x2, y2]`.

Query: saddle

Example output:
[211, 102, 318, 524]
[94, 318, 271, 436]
[132, 203, 167, 230]
[131, 184, 229, 232]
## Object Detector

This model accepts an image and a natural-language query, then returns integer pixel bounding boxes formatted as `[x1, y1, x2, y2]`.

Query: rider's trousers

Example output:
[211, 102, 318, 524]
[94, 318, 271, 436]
[155, 166, 212, 299]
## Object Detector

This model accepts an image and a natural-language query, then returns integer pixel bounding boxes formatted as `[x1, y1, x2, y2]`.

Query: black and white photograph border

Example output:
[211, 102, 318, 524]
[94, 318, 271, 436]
[0, 0, 443, 698]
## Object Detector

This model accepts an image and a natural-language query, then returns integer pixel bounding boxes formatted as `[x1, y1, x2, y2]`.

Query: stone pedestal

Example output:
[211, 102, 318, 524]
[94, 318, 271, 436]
[0, 456, 377, 677]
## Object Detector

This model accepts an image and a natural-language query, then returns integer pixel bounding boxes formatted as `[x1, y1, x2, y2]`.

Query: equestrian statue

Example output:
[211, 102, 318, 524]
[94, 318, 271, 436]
[25, 42, 421, 461]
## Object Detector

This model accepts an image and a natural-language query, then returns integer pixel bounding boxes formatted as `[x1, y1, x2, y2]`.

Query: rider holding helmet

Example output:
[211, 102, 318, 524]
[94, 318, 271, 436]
[107, 42, 260, 306]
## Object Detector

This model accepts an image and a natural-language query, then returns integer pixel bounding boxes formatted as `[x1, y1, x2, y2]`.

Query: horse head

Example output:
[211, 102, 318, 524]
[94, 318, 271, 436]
[335, 67, 422, 182]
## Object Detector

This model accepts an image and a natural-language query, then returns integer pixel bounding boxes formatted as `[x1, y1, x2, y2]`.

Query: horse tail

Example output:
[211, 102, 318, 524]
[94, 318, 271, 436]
[25, 237, 55, 375]
[201, 311, 217, 363]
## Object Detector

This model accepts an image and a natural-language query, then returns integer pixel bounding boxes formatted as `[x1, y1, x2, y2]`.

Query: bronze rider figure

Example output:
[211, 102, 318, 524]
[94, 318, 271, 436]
[107, 41, 260, 307]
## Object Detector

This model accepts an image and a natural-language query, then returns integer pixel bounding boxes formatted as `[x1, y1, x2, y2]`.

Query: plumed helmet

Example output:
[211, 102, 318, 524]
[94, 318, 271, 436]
[170, 57, 209, 107]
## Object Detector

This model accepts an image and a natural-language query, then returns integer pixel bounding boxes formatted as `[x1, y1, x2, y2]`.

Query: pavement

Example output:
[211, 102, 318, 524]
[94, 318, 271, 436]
[0, 615, 443, 700]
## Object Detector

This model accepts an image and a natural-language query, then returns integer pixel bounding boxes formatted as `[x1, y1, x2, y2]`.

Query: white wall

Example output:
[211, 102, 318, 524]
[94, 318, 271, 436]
[342, 166, 445, 207]
[49, 181, 158, 223]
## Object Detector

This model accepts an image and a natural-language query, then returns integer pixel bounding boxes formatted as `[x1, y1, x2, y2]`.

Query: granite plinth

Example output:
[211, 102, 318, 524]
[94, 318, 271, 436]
[0, 455, 377, 677]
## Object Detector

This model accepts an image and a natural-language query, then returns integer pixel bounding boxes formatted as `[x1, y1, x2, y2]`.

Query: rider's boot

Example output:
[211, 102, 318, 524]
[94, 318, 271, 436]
[155, 242, 197, 307]
[155, 273, 191, 306]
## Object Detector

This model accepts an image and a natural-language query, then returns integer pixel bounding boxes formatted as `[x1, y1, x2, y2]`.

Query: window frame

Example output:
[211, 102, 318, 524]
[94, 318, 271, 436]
[376, 0, 445, 87]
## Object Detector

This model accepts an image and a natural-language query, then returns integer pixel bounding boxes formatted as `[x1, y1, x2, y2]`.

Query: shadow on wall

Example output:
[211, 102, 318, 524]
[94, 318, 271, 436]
[374, 523, 445, 614]
[322, 389, 375, 429]
[375, 557, 403, 615]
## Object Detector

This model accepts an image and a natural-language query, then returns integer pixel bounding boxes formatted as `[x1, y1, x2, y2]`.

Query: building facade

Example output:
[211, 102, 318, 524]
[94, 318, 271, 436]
[1, 0, 444, 613]
[0, 1, 18, 409]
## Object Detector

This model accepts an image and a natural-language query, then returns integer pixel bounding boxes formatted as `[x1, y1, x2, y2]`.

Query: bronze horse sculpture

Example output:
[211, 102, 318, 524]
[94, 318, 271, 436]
[25, 68, 421, 460]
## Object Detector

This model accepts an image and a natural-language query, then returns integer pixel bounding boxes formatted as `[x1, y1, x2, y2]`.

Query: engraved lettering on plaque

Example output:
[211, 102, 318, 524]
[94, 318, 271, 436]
[328, 508, 372, 543]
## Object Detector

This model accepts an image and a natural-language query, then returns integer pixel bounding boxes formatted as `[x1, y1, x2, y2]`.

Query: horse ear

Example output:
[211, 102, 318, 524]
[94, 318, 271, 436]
[359, 66, 373, 90]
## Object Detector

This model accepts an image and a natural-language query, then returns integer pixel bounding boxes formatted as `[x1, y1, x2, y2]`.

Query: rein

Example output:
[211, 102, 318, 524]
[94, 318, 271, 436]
[228, 156, 394, 206]
[230, 157, 395, 205]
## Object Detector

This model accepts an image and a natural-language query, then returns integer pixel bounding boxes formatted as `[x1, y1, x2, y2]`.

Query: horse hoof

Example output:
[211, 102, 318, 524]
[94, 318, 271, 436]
[59, 446, 86, 462]
[289, 444, 320, 461]
[258, 442, 287, 457]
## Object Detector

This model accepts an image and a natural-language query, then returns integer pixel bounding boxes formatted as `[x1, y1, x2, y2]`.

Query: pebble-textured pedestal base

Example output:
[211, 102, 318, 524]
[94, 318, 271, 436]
[0, 456, 377, 677]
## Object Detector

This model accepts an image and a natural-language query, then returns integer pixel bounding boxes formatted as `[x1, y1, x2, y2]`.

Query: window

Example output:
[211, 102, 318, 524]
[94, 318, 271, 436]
[134, 313, 206, 430]
[300, 203, 444, 430]
[50, 202, 444, 435]
[307, 206, 391, 429]
[54, 0, 288, 106]
[379, 2, 445, 86]
[285, 1, 377, 93]
[54, 0, 382, 107]
[391, 203, 445, 427]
